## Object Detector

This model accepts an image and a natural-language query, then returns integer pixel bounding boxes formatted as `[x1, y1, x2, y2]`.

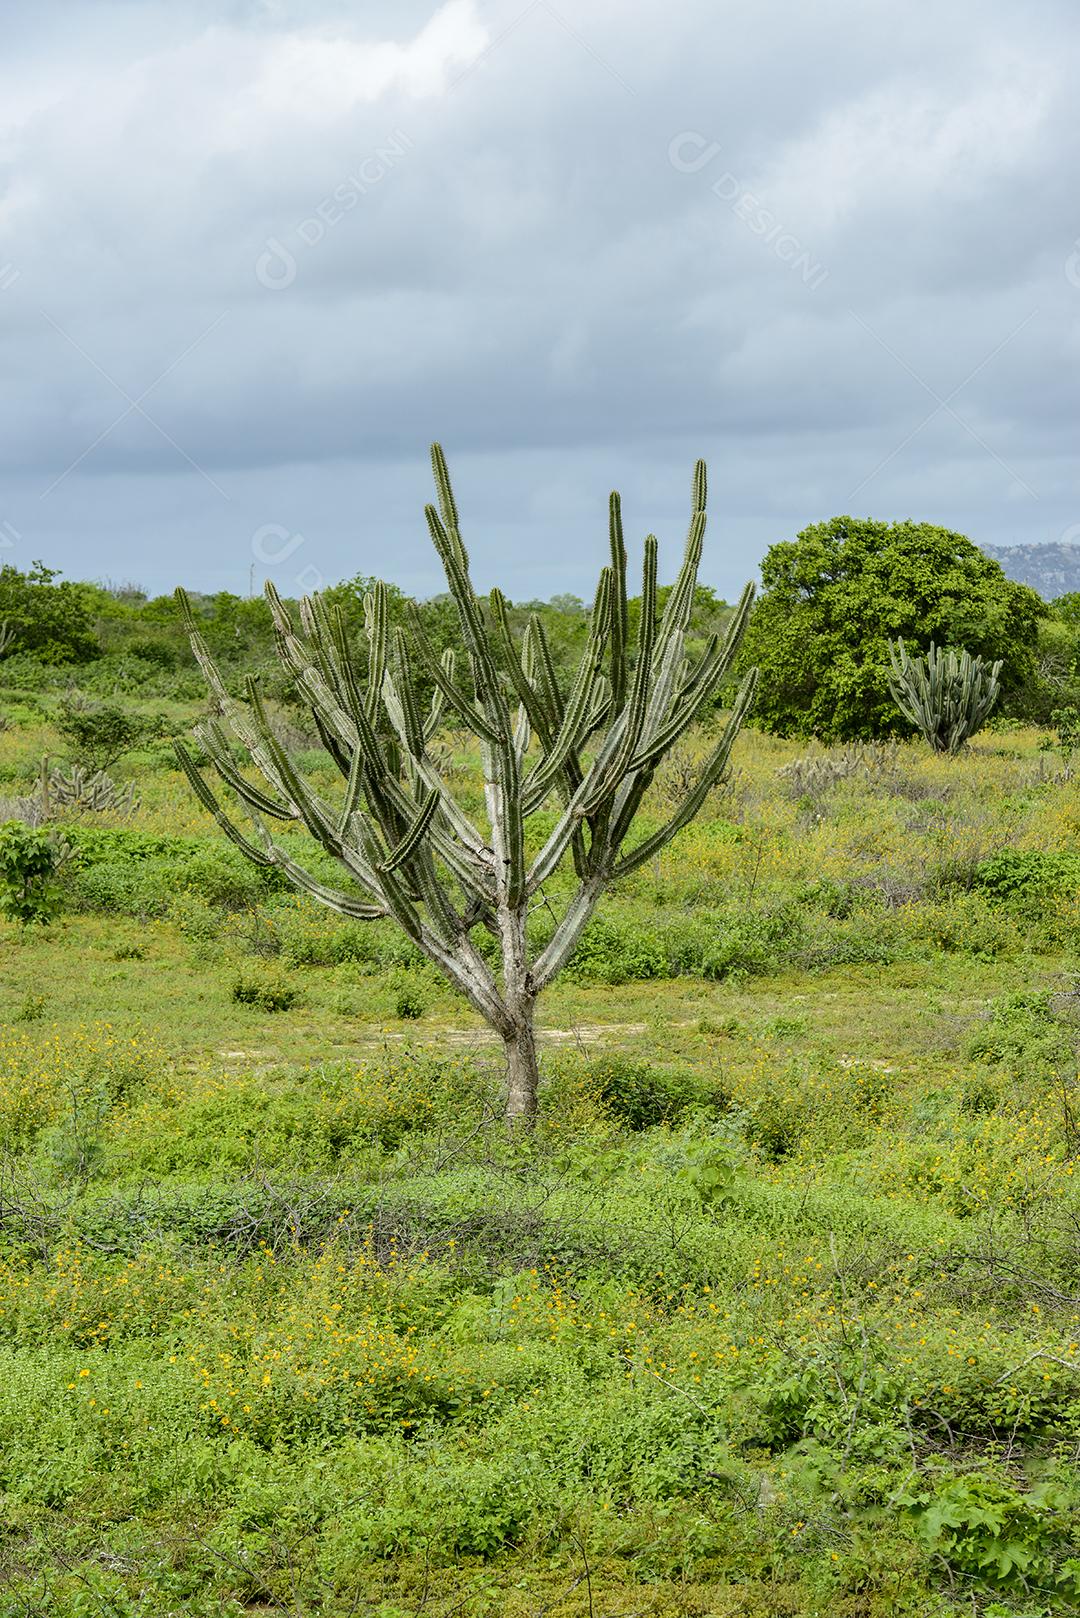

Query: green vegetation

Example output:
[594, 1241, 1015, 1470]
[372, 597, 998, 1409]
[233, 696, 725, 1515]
[0, 560, 100, 664]
[55, 695, 165, 774]
[741, 517, 1044, 740]
[2, 535, 1080, 1613]
[0, 820, 65, 925]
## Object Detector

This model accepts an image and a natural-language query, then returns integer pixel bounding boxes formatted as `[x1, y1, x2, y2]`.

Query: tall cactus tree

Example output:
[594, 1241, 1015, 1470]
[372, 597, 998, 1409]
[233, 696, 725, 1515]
[175, 447, 757, 1122]
[888, 639, 1002, 755]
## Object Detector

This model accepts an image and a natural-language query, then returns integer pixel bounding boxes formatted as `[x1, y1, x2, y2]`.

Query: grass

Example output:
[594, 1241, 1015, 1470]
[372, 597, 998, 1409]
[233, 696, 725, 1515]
[1, 712, 1079, 1614]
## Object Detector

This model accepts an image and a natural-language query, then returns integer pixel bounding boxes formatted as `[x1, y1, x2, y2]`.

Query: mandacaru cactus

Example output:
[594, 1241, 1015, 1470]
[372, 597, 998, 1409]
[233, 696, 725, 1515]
[45, 761, 140, 817]
[888, 639, 1002, 755]
[175, 445, 757, 1122]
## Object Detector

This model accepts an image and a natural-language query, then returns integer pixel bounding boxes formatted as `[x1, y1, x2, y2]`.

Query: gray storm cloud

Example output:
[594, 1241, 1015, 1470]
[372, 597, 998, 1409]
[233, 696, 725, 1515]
[0, 0, 1077, 600]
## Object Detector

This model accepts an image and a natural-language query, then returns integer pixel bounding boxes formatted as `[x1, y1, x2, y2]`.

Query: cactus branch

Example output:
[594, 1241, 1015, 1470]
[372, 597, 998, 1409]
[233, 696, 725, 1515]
[175, 445, 756, 1123]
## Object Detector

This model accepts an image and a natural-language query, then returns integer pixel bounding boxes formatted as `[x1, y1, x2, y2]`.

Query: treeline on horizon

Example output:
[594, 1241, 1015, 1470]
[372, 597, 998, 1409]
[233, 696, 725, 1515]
[2, 514, 1080, 740]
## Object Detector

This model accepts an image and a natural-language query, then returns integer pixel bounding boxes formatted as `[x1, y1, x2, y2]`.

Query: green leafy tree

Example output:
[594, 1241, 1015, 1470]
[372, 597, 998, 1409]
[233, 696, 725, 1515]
[0, 561, 100, 664]
[1050, 591, 1080, 629]
[739, 517, 1044, 741]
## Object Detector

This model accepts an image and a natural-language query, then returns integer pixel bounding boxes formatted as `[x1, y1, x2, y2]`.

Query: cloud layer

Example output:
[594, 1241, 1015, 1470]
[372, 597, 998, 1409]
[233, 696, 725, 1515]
[0, 0, 1078, 602]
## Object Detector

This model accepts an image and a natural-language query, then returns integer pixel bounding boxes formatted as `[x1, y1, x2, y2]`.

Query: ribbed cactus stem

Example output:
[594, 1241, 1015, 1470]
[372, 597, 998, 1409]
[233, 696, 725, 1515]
[888, 639, 1002, 755]
[175, 445, 757, 1123]
[33, 759, 139, 819]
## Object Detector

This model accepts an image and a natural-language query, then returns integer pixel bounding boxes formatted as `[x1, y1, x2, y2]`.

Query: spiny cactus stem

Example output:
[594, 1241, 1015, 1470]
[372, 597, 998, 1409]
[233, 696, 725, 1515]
[176, 445, 757, 1124]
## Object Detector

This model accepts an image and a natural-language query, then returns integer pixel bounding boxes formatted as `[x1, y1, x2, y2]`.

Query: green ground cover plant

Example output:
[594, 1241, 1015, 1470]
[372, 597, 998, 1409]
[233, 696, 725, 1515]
[2, 573, 1080, 1613]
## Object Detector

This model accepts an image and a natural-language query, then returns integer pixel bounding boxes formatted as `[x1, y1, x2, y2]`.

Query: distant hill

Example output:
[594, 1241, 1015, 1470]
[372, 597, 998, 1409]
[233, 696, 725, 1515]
[982, 542, 1080, 601]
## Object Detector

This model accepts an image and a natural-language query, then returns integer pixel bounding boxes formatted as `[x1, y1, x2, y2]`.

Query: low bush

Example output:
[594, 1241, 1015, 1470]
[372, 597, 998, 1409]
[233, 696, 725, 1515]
[64, 827, 289, 915]
[54, 695, 166, 772]
[0, 820, 65, 925]
[973, 848, 1080, 903]
[231, 969, 300, 1013]
[585, 1054, 724, 1130]
[896, 1469, 1080, 1600]
[565, 906, 803, 985]
[967, 989, 1078, 1077]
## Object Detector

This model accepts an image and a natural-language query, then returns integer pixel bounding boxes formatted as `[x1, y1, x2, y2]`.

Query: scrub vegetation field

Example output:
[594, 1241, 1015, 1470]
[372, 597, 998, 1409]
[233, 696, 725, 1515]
[2, 547, 1080, 1615]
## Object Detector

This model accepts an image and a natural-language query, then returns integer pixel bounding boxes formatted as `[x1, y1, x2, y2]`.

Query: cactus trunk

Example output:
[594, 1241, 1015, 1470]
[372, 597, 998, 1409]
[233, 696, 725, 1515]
[504, 1007, 539, 1124]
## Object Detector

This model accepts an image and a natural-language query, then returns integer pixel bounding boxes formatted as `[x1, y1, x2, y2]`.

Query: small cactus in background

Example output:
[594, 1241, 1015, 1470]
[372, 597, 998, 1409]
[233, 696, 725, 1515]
[888, 640, 1002, 755]
[777, 744, 899, 798]
[0, 620, 14, 658]
[0, 758, 139, 826]
[45, 762, 140, 817]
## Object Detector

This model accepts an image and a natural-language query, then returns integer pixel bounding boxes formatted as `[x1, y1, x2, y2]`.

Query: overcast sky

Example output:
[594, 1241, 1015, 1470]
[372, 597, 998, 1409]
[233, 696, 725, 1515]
[0, 0, 1077, 604]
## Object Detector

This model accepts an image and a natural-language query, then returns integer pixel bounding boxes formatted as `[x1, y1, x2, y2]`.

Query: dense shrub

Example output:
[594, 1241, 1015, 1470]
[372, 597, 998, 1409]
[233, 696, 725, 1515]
[586, 1055, 722, 1130]
[231, 969, 300, 1013]
[0, 561, 99, 664]
[966, 989, 1077, 1076]
[54, 696, 166, 772]
[276, 906, 424, 971]
[63, 827, 289, 915]
[740, 517, 1044, 740]
[566, 917, 668, 984]
[896, 1470, 1080, 1600]
[972, 848, 1080, 904]
[565, 907, 801, 985]
[0, 821, 65, 924]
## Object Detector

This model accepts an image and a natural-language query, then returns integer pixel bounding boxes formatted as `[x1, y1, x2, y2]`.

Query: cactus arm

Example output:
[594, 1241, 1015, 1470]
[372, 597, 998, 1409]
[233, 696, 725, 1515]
[525, 705, 634, 891]
[653, 459, 707, 666]
[521, 568, 612, 812]
[265, 843, 386, 918]
[531, 871, 608, 991]
[381, 788, 440, 872]
[423, 649, 454, 741]
[612, 667, 759, 877]
[389, 629, 428, 760]
[423, 504, 510, 737]
[607, 491, 629, 714]
[577, 538, 657, 813]
[488, 588, 554, 750]
[376, 664, 493, 868]
[626, 578, 757, 772]
[192, 721, 296, 822]
[430, 442, 466, 562]
[173, 739, 283, 870]
[527, 614, 566, 728]
[404, 605, 503, 743]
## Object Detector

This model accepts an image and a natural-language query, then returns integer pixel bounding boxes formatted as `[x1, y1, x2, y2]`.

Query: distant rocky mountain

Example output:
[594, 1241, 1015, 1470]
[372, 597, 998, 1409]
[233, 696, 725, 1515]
[981, 542, 1080, 601]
